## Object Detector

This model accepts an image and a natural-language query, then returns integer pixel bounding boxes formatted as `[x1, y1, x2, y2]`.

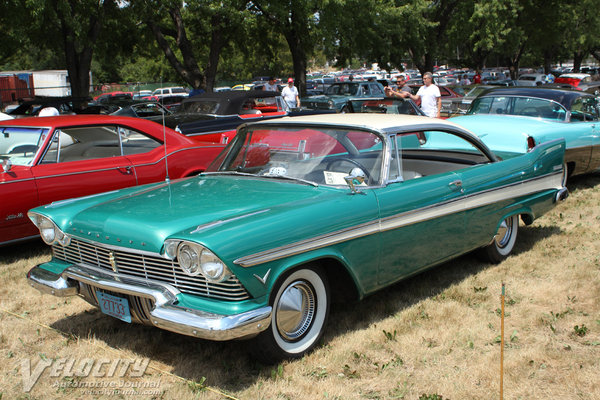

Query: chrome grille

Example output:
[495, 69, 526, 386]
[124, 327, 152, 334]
[53, 238, 250, 301]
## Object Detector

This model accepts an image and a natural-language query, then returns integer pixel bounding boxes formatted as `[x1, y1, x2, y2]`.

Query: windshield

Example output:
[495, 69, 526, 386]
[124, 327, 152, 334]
[0, 127, 49, 166]
[465, 86, 489, 98]
[468, 96, 568, 121]
[207, 125, 384, 186]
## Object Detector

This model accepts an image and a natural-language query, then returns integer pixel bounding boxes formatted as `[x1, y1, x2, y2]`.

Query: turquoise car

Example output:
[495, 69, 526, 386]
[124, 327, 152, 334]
[302, 81, 386, 112]
[26, 114, 567, 363]
[450, 87, 600, 178]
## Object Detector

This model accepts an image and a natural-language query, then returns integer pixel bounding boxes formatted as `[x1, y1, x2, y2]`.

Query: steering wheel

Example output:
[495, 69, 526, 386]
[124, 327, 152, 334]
[326, 157, 371, 181]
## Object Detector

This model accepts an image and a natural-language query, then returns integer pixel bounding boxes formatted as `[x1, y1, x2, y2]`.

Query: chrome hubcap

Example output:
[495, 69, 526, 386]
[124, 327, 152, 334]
[276, 281, 315, 341]
[495, 218, 512, 248]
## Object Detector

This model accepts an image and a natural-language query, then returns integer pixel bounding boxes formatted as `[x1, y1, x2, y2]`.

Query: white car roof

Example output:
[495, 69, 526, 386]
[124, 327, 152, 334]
[558, 73, 591, 79]
[250, 113, 472, 135]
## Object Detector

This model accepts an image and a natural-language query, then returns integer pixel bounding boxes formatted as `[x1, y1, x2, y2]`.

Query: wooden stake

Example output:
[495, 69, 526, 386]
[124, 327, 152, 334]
[500, 282, 505, 400]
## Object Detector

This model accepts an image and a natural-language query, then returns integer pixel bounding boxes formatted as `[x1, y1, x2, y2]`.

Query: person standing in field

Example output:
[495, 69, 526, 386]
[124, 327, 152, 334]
[281, 78, 300, 108]
[400, 72, 441, 118]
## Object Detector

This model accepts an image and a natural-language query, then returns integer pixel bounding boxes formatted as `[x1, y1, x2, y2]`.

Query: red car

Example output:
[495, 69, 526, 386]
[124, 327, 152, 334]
[0, 115, 225, 245]
[554, 73, 593, 90]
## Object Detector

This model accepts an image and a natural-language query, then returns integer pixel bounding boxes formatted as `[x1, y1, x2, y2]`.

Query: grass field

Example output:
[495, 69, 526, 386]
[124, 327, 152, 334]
[1, 173, 599, 400]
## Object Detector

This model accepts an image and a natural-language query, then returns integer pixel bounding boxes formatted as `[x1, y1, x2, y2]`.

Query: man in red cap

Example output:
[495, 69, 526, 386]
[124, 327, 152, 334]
[281, 77, 300, 108]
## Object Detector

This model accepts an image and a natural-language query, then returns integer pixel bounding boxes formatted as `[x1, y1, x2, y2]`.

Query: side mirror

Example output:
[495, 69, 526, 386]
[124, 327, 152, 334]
[2, 157, 12, 173]
[344, 167, 366, 194]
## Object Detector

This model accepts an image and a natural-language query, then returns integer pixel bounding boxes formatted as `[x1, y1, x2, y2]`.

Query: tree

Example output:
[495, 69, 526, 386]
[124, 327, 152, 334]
[0, 0, 124, 99]
[135, 0, 251, 92]
[249, 0, 322, 95]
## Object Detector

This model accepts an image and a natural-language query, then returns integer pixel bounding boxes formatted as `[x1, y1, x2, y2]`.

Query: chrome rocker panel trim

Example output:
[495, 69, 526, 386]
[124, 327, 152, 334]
[27, 264, 271, 341]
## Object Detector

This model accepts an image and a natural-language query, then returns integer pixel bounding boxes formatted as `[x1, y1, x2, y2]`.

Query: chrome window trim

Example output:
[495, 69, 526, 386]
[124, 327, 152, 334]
[472, 95, 569, 121]
[234, 170, 563, 267]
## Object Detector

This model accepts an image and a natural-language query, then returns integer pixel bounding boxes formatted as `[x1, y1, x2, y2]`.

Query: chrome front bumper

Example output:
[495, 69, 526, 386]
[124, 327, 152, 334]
[27, 264, 272, 341]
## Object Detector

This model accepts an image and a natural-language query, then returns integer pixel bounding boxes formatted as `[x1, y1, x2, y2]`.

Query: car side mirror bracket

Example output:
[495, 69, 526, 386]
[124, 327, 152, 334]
[344, 168, 366, 194]
[1, 157, 11, 173]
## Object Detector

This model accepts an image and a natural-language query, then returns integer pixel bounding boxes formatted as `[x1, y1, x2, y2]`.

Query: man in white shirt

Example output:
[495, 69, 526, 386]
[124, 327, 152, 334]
[281, 78, 300, 108]
[400, 71, 441, 118]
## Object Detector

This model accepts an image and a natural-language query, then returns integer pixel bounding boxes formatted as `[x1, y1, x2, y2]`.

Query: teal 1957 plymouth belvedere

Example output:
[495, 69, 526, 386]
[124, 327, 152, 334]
[27, 114, 568, 362]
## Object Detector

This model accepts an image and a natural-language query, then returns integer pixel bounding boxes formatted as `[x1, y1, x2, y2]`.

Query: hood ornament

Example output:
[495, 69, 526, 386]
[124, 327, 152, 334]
[108, 251, 118, 273]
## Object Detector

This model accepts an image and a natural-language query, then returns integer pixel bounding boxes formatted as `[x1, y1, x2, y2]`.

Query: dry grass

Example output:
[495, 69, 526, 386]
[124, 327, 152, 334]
[1, 173, 599, 400]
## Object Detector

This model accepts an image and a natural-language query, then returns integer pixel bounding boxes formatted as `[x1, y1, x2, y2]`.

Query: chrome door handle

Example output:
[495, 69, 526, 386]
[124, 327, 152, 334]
[449, 180, 462, 187]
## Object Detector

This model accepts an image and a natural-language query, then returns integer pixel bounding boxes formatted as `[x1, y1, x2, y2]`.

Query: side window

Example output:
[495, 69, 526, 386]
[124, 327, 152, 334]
[387, 130, 490, 183]
[469, 97, 493, 114]
[120, 127, 161, 155]
[47, 126, 122, 162]
[570, 97, 598, 122]
[41, 130, 78, 163]
[370, 84, 384, 96]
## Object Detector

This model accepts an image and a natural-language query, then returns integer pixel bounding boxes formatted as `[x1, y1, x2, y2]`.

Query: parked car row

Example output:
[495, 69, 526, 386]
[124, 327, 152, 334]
[6, 82, 600, 364]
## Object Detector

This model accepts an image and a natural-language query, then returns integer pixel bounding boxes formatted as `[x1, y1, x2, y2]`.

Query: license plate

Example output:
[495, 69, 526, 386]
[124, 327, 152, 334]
[96, 291, 132, 323]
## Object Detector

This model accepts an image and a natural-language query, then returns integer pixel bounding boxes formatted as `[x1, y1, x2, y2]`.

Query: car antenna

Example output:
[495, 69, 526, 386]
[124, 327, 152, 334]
[160, 77, 170, 183]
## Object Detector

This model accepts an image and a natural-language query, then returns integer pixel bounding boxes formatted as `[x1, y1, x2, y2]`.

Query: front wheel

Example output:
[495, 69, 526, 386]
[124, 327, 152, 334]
[477, 215, 519, 264]
[251, 266, 329, 364]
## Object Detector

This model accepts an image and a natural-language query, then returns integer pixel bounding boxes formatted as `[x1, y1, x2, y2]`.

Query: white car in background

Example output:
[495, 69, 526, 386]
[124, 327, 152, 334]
[152, 86, 188, 99]
[516, 73, 546, 86]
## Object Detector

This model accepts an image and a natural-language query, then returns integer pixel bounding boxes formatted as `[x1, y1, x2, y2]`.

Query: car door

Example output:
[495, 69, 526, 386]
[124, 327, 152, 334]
[31, 126, 136, 206]
[118, 125, 170, 184]
[0, 166, 39, 243]
[374, 131, 470, 286]
[567, 96, 599, 173]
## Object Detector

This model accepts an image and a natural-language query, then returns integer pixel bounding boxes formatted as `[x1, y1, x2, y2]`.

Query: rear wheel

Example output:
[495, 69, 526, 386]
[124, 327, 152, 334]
[251, 266, 329, 364]
[478, 215, 519, 263]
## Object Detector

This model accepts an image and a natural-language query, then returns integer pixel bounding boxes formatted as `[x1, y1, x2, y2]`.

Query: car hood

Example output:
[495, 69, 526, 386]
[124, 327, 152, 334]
[37, 175, 376, 259]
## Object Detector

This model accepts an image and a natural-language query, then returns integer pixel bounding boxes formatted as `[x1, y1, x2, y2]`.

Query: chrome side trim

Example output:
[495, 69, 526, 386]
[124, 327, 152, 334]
[234, 171, 564, 267]
[0, 146, 222, 185]
[26, 264, 271, 341]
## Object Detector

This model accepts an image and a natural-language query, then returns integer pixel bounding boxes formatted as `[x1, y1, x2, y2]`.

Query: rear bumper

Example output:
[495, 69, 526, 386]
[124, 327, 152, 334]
[27, 264, 271, 341]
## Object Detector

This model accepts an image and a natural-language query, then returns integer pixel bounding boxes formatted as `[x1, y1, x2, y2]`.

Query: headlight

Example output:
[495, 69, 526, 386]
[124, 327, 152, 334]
[200, 249, 229, 282]
[178, 242, 202, 276]
[163, 240, 231, 282]
[27, 212, 70, 246]
[328, 100, 334, 109]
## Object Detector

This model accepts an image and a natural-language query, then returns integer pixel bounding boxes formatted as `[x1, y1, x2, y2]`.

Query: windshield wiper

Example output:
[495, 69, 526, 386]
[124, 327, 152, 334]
[201, 171, 319, 186]
[261, 173, 319, 187]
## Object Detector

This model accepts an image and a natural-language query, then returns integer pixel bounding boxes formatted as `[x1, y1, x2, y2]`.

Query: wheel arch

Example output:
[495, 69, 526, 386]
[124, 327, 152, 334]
[265, 255, 362, 305]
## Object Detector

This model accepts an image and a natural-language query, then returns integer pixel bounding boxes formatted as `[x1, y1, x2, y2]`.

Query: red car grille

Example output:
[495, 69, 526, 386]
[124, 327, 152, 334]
[52, 238, 250, 301]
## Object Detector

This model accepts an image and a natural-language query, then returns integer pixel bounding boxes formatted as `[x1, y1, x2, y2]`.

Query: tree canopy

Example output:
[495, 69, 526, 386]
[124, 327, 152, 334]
[1, 0, 599, 95]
